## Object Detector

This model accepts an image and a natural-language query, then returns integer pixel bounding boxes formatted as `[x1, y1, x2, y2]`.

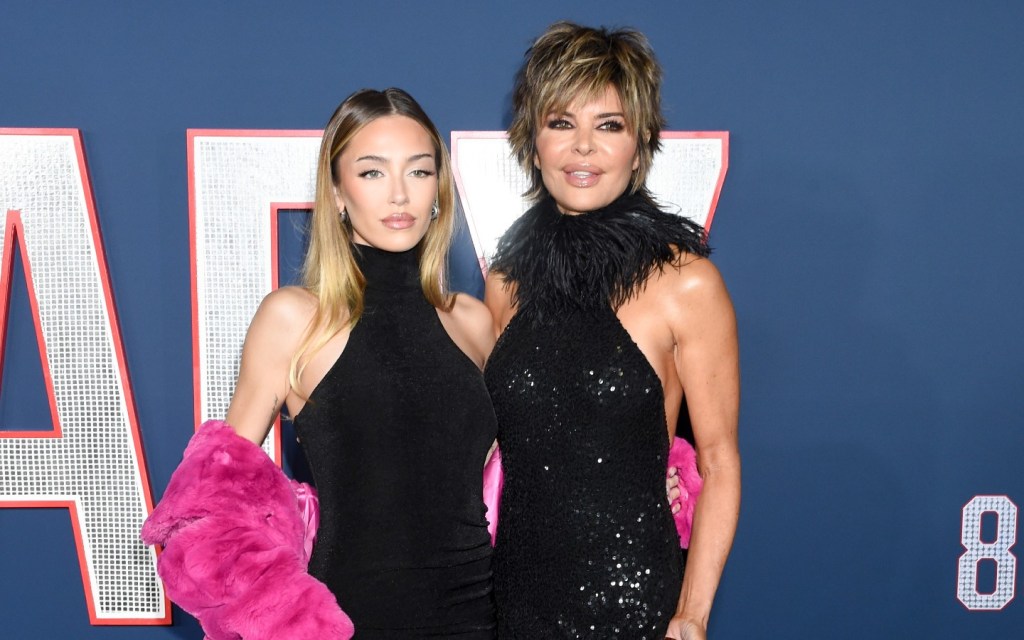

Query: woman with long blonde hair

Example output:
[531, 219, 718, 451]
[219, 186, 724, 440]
[216, 87, 498, 638]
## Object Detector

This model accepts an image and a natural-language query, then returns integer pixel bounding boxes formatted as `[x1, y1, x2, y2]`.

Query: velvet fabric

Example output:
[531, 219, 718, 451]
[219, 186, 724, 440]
[140, 420, 354, 640]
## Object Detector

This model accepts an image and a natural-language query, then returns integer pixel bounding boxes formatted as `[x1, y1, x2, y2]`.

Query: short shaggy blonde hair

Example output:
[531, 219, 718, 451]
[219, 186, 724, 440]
[509, 21, 666, 201]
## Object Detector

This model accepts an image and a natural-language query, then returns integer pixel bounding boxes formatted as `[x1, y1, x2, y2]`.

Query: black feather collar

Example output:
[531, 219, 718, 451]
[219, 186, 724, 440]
[489, 192, 710, 323]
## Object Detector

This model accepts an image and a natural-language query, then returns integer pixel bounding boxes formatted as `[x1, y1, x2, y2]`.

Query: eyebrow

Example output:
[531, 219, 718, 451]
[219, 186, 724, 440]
[549, 110, 626, 119]
[355, 153, 434, 163]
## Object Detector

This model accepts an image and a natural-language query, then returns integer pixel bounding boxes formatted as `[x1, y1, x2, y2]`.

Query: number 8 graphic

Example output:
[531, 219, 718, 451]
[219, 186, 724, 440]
[958, 495, 1017, 610]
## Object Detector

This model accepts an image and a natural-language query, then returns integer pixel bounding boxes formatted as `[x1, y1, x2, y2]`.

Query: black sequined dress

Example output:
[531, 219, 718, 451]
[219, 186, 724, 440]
[293, 244, 497, 639]
[484, 193, 709, 639]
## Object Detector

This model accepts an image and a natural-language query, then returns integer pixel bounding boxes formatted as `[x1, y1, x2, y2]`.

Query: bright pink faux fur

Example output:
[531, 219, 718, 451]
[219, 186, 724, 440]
[140, 420, 354, 640]
[482, 447, 503, 545]
[668, 436, 703, 548]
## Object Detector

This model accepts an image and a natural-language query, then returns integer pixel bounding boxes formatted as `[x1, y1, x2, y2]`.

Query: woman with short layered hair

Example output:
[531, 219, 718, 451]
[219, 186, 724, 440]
[486, 22, 740, 640]
[507, 20, 666, 201]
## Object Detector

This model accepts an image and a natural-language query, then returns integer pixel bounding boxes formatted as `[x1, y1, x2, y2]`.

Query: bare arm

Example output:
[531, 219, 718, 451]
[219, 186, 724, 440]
[665, 259, 741, 639]
[442, 292, 500, 467]
[434, 290, 498, 481]
[224, 287, 316, 445]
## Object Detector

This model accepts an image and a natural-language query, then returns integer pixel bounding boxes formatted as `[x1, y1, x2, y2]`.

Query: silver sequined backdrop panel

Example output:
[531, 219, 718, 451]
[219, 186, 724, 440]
[451, 134, 532, 269]
[957, 495, 1018, 610]
[0, 131, 164, 621]
[646, 135, 725, 227]
[452, 133, 727, 268]
[192, 133, 319, 457]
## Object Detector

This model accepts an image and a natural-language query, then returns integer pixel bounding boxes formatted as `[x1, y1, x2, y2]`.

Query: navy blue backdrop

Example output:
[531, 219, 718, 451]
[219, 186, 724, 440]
[2, 1, 1023, 638]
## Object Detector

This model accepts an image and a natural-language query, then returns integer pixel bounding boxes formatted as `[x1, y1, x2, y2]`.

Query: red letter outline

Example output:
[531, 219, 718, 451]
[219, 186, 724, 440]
[0, 128, 168, 624]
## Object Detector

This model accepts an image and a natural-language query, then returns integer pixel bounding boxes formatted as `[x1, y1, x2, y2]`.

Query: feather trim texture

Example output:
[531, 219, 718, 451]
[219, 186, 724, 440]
[489, 192, 710, 324]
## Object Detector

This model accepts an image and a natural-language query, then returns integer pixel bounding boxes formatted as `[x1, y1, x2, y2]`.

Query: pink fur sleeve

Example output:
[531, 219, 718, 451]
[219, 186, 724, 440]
[140, 420, 353, 640]
[668, 437, 703, 548]
[482, 447, 503, 545]
[291, 479, 320, 563]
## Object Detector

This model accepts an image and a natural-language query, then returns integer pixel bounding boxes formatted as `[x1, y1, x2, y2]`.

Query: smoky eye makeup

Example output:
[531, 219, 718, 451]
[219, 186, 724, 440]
[544, 117, 573, 129]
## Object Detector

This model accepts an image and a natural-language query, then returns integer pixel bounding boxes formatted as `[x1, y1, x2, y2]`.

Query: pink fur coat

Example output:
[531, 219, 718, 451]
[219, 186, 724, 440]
[140, 420, 354, 640]
[142, 422, 700, 639]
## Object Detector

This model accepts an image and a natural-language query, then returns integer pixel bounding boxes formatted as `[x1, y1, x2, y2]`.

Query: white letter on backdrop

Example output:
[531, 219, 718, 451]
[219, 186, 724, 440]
[0, 129, 166, 624]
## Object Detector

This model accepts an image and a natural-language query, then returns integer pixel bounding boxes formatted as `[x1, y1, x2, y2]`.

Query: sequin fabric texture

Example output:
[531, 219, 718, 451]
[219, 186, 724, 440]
[485, 306, 684, 639]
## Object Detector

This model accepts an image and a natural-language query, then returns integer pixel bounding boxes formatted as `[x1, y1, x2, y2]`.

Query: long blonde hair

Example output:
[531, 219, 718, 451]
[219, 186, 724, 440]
[289, 88, 456, 393]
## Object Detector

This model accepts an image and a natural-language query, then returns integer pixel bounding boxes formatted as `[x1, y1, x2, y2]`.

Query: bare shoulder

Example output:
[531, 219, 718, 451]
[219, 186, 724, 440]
[484, 270, 517, 334]
[646, 254, 736, 343]
[250, 285, 318, 336]
[450, 292, 493, 332]
[484, 269, 512, 299]
[660, 254, 731, 308]
[259, 285, 317, 315]
[442, 293, 497, 367]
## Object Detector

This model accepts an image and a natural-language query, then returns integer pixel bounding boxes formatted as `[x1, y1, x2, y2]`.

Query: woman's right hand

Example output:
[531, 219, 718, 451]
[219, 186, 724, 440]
[665, 617, 706, 640]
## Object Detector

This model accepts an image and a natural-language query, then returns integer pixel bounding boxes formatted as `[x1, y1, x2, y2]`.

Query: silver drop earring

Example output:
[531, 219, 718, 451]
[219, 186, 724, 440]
[430, 202, 439, 220]
[339, 208, 349, 223]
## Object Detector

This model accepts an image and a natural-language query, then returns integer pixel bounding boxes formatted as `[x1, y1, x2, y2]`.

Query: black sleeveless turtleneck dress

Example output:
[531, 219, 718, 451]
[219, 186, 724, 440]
[293, 244, 497, 639]
[484, 193, 709, 639]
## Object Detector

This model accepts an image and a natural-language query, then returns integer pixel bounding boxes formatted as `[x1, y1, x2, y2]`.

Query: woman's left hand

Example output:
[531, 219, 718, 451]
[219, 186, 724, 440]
[665, 616, 706, 640]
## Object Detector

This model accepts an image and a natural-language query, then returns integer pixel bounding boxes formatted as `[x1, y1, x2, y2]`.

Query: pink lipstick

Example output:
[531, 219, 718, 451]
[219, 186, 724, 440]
[382, 212, 416, 230]
[563, 164, 602, 188]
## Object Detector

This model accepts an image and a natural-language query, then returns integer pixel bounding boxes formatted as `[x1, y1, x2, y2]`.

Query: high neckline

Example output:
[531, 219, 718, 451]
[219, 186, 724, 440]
[487, 191, 710, 323]
[353, 243, 421, 292]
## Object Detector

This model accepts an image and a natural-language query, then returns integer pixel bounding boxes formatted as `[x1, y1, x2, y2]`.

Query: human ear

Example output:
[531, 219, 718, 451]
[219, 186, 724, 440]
[332, 185, 346, 213]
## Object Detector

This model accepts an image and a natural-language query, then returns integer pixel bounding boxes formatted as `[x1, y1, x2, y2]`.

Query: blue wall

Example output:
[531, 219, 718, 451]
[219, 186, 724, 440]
[2, 1, 1022, 637]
